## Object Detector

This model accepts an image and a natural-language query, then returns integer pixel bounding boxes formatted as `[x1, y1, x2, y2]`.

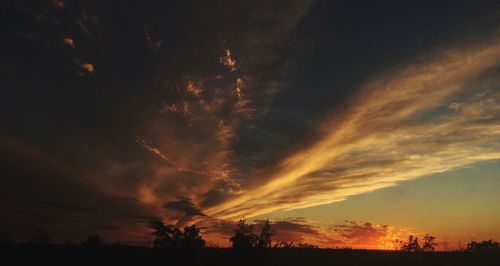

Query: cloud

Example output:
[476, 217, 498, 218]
[332, 220, 417, 250]
[263, 218, 410, 249]
[80, 63, 94, 73]
[5, 0, 317, 232]
[163, 197, 207, 218]
[63, 37, 75, 48]
[334, 221, 389, 248]
[264, 219, 321, 243]
[220, 49, 237, 72]
[132, 0, 315, 224]
[206, 39, 500, 219]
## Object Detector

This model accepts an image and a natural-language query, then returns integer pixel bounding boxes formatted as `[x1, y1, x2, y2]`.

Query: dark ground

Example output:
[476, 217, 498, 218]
[1, 245, 500, 266]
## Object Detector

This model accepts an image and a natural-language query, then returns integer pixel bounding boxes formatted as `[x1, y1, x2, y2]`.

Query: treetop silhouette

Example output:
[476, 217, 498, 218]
[399, 234, 437, 252]
[466, 240, 500, 252]
[229, 218, 283, 248]
[256, 219, 275, 248]
[149, 220, 205, 249]
[229, 218, 258, 249]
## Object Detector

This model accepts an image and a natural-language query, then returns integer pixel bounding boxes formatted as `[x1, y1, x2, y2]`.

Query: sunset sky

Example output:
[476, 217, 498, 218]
[1, 0, 500, 249]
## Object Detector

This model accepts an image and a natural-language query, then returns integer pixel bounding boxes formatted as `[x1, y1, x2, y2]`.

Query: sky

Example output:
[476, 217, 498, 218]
[1, 0, 500, 249]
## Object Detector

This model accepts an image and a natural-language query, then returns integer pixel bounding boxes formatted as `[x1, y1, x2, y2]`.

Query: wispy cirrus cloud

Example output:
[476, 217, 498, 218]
[206, 39, 500, 219]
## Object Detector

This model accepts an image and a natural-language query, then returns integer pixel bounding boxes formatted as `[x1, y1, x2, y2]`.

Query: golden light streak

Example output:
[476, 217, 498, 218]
[206, 39, 500, 220]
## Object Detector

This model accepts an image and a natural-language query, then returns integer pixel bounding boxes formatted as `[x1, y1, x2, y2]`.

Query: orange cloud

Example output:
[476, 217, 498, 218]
[220, 49, 237, 72]
[81, 63, 94, 73]
[333, 220, 416, 250]
[63, 37, 75, 48]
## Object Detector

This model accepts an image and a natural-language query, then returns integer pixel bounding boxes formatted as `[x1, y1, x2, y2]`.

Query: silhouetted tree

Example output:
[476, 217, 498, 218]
[256, 220, 275, 248]
[466, 240, 500, 252]
[149, 220, 182, 248]
[28, 225, 51, 246]
[399, 234, 438, 252]
[230, 219, 258, 248]
[81, 234, 104, 247]
[179, 224, 206, 249]
[149, 220, 206, 249]
[400, 235, 422, 252]
[422, 234, 437, 252]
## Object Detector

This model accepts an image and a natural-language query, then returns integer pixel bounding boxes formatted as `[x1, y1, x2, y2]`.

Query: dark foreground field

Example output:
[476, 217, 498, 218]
[1, 245, 499, 266]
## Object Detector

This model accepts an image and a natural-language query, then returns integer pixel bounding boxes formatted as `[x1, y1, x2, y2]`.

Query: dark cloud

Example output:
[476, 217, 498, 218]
[163, 197, 207, 217]
[201, 218, 235, 237]
[265, 220, 321, 243]
[334, 221, 389, 246]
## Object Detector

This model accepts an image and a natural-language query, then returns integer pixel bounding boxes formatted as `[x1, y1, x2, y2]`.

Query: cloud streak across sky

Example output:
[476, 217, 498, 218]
[207, 39, 500, 219]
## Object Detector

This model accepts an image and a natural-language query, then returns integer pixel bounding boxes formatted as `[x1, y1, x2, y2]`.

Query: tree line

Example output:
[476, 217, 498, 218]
[1, 220, 499, 252]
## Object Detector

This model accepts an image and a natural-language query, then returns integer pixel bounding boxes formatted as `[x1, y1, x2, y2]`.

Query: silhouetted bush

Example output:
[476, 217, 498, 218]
[273, 240, 295, 248]
[297, 243, 319, 249]
[466, 240, 500, 252]
[273, 241, 318, 249]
